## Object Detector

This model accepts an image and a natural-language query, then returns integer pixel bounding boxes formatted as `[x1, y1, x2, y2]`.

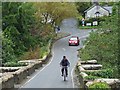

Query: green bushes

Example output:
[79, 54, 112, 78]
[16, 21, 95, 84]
[2, 35, 17, 63]
[2, 2, 36, 64]
[85, 75, 99, 81]
[40, 46, 49, 59]
[79, 48, 92, 60]
[4, 62, 27, 67]
[85, 69, 114, 78]
[88, 82, 111, 90]
[19, 46, 41, 60]
[84, 69, 114, 81]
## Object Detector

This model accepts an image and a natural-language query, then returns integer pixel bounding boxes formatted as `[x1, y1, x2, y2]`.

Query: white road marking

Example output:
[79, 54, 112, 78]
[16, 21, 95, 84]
[20, 48, 55, 88]
[71, 63, 76, 88]
[71, 68, 74, 88]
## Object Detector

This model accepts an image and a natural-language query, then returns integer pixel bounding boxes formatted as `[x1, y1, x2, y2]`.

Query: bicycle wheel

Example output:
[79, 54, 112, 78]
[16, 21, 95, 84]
[63, 71, 66, 81]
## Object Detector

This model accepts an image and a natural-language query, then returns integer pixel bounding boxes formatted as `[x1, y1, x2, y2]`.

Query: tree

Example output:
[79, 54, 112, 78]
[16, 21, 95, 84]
[2, 2, 36, 63]
[99, 2, 115, 6]
[33, 2, 79, 43]
[75, 2, 92, 17]
[34, 2, 78, 27]
[117, 1, 120, 78]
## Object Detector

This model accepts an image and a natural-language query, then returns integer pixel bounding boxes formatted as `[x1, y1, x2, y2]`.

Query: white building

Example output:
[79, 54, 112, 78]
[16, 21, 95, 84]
[84, 5, 112, 19]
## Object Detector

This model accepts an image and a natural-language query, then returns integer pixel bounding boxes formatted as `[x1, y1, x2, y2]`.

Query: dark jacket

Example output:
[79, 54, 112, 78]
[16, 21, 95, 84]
[60, 59, 70, 66]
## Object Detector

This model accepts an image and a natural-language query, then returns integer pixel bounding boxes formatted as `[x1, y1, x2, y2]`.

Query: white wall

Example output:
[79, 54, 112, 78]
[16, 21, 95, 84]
[85, 6, 109, 19]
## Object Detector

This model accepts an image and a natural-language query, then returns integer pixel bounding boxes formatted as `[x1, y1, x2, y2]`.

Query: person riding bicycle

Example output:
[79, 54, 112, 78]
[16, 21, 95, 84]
[60, 56, 70, 77]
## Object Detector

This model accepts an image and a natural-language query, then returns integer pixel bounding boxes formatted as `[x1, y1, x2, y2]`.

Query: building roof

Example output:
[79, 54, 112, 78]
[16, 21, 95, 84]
[84, 4, 96, 13]
[84, 5, 112, 14]
[103, 6, 112, 13]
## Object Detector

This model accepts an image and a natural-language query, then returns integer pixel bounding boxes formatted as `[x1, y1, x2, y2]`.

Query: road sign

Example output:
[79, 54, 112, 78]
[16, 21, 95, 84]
[86, 23, 91, 26]
[93, 21, 98, 26]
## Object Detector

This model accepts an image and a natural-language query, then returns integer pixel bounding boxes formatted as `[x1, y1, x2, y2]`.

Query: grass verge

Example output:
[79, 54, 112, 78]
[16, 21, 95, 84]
[79, 26, 99, 29]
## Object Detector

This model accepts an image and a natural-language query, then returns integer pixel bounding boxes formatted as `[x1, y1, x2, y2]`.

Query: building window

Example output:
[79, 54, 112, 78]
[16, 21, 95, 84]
[95, 11, 100, 17]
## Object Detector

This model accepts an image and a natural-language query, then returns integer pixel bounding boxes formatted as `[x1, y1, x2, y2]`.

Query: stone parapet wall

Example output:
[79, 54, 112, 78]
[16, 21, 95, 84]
[76, 60, 120, 89]
[1, 74, 14, 89]
[1, 53, 51, 89]
[1, 37, 53, 89]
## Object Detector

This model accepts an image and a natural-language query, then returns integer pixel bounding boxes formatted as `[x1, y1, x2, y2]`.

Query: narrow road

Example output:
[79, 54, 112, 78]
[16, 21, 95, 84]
[20, 18, 92, 88]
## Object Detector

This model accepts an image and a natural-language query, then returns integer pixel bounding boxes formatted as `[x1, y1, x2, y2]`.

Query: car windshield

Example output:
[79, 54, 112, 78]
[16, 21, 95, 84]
[70, 38, 77, 40]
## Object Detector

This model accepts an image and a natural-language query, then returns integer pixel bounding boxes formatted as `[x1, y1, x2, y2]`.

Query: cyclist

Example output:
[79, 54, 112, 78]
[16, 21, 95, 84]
[60, 56, 70, 77]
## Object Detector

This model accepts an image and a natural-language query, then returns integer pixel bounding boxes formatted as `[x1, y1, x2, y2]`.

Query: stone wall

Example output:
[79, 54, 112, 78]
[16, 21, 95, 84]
[76, 60, 120, 89]
[1, 53, 51, 89]
[1, 74, 14, 89]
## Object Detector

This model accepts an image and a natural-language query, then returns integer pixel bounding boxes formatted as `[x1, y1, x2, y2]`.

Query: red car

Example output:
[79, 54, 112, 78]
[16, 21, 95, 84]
[69, 36, 80, 46]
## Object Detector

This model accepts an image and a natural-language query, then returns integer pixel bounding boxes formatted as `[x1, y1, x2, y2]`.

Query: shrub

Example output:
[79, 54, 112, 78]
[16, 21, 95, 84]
[85, 69, 114, 78]
[85, 75, 99, 81]
[2, 35, 18, 63]
[40, 46, 48, 58]
[4, 62, 27, 67]
[79, 48, 92, 61]
[89, 82, 111, 90]
[19, 46, 41, 60]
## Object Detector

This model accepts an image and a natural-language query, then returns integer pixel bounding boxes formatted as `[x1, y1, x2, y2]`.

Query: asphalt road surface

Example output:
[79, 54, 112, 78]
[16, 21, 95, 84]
[20, 18, 92, 88]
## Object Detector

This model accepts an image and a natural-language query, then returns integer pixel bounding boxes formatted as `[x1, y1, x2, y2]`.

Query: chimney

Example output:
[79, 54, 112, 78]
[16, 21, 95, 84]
[92, 0, 99, 5]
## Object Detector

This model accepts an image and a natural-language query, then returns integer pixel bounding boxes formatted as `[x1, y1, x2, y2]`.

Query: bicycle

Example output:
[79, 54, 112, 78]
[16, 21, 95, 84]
[61, 66, 68, 81]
